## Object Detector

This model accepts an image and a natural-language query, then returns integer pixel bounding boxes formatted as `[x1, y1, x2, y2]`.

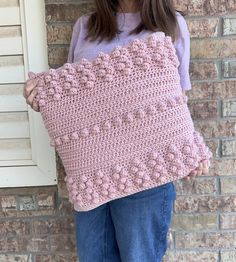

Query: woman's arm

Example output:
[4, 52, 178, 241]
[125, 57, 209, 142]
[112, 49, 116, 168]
[67, 17, 83, 63]
[174, 12, 192, 93]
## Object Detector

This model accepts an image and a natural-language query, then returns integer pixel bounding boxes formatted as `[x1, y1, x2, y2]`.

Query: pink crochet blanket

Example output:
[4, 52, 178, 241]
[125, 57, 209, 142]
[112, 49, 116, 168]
[29, 32, 212, 211]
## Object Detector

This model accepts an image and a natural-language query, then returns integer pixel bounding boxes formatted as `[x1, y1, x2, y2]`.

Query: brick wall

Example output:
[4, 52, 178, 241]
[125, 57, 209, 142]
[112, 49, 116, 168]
[0, 0, 235, 261]
[165, 1, 236, 261]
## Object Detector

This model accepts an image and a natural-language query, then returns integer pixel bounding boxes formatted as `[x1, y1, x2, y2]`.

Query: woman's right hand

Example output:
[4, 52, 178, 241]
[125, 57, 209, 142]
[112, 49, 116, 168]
[23, 78, 40, 112]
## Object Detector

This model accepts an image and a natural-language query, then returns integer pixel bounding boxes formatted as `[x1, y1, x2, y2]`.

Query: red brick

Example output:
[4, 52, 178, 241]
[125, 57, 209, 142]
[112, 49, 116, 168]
[0, 255, 29, 261]
[187, 18, 219, 37]
[0, 238, 19, 252]
[47, 24, 72, 45]
[46, 3, 94, 22]
[171, 214, 218, 230]
[174, 195, 236, 213]
[0, 236, 48, 252]
[175, 232, 236, 249]
[32, 218, 75, 235]
[48, 46, 69, 66]
[35, 254, 77, 262]
[174, 177, 217, 195]
[190, 61, 218, 80]
[35, 255, 52, 262]
[209, 158, 236, 176]
[174, 0, 236, 16]
[0, 219, 30, 236]
[189, 81, 236, 100]
[191, 39, 236, 59]
[50, 235, 63, 252]
[0, 196, 17, 211]
[163, 250, 218, 262]
[188, 100, 218, 120]
[21, 237, 49, 252]
[50, 234, 76, 252]
[58, 198, 74, 216]
[195, 119, 236, 138]
[37, 193, 55, 209]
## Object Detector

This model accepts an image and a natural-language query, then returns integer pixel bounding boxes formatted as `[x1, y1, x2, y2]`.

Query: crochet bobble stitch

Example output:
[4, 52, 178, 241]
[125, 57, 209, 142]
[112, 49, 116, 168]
[31, 33, 179, 109]
[49, 94, 188, 147]
[65, 131, 212, 206]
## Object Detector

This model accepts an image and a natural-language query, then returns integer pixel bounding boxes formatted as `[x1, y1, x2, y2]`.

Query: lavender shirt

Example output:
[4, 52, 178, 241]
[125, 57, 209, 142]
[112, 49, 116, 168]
[67, 11, 192, 90]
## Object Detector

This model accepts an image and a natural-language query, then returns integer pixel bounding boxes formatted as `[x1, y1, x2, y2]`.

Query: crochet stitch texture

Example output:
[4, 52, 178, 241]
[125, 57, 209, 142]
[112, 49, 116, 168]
[29, 32, 213, 211]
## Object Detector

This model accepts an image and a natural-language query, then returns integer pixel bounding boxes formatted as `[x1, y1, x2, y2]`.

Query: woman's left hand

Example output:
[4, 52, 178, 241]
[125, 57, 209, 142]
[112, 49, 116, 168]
[185, 160, 209, 180]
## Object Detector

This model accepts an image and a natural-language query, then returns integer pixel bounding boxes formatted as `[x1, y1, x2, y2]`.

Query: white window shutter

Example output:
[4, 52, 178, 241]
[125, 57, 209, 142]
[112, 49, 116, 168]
[0, 0, 57, 187]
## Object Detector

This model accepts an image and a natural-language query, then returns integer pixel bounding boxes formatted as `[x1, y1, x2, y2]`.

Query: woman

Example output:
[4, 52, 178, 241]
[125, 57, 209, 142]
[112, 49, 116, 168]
[23, 0, 209, 261]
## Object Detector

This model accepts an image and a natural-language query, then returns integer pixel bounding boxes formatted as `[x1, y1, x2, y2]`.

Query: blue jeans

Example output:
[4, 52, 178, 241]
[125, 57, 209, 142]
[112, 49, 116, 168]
[74, 181, 176, 262]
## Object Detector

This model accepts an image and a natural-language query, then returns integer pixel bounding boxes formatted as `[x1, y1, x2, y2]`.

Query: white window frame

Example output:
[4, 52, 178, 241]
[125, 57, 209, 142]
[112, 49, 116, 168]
[0, 0, 57, 187]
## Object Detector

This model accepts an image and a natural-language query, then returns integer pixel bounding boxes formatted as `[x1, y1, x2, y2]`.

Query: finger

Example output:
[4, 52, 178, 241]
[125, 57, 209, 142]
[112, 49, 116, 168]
[24, 79, 39, 97]
[196, 169, 203, 176]
[192, 166, 203, 177]
[204, 160, 210, 167]
[196, 163, 203, 176]
[23, 83, 30, 98]
[184, 174, 190, 180]
[186, 172, 195, 180]
[189, 170, 197, 177]
[188, 174, 194, 179]
[202, 160, 209, 174]
[189, 173, 197, 179]
[28, 71, 36, 78]
[202, 160, 209, 167]
[24, 83, 35, 99]
[193, 162, 202, 172]
[26, 89, 38, 106]
[202, 166, 209, 174]
[198, 162, 203, 169]
[25, 78, 38, 87]
[32, 101, 40, 112]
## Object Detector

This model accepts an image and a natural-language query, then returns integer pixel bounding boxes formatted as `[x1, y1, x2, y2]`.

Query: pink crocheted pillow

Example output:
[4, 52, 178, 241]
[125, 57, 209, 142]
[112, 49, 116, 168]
[28, 32, 213, 211]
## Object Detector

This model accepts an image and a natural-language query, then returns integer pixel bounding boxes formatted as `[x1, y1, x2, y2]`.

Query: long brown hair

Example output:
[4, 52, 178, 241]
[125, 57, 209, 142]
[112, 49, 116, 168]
[85, 0, 185, 44]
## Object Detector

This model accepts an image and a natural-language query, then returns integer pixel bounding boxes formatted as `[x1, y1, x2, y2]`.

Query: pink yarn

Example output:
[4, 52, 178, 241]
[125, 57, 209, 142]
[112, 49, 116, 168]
[28, 32, 212, 211]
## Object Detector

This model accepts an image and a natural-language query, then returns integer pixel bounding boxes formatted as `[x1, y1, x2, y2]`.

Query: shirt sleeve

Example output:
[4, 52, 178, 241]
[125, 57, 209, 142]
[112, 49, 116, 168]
[174, 12, 192, 91]
[67, 17, 83, 63]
